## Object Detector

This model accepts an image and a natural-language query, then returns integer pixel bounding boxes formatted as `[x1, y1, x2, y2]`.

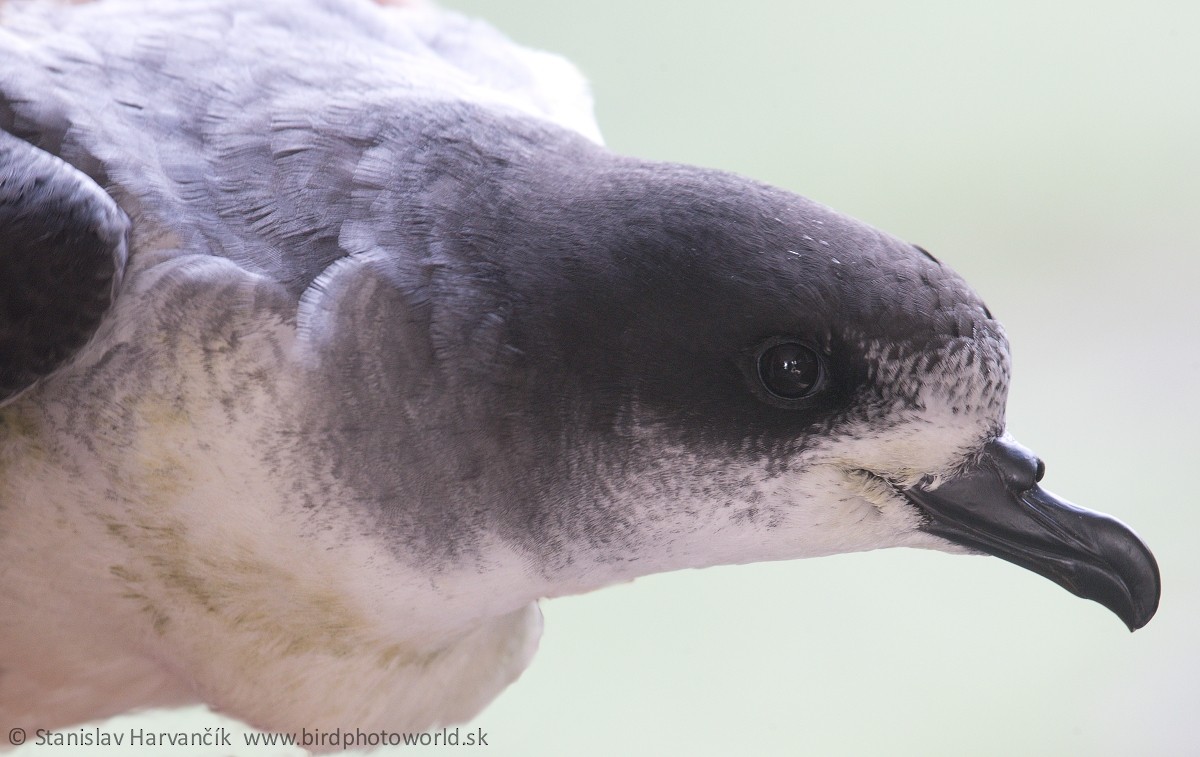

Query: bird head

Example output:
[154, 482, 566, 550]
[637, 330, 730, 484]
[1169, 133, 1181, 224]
[303, 116, 1159, 629]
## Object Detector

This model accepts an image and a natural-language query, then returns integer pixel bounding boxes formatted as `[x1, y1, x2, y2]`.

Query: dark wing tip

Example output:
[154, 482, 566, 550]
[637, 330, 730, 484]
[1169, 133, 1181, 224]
[0, 130, 129, 405]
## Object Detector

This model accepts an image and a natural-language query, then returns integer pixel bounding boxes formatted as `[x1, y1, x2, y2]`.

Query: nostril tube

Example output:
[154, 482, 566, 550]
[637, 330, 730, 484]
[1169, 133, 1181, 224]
[1035, 458, 1046, 483]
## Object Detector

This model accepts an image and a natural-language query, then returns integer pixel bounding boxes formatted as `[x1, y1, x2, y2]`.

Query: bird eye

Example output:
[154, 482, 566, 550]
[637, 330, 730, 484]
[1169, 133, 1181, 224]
[757, 341, 822, 400]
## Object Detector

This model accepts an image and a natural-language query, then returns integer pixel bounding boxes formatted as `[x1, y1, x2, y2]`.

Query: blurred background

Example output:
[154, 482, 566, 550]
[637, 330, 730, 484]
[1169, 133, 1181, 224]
[14, 0, 1198, 755]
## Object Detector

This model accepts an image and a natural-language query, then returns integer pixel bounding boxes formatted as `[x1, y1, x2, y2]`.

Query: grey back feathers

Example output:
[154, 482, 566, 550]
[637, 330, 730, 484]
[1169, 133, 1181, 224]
[0, 0, 597, 295]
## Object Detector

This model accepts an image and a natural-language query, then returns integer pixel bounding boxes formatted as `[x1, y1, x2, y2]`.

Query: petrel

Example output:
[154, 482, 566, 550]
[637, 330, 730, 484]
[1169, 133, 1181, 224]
[0, 0, 1159, 743]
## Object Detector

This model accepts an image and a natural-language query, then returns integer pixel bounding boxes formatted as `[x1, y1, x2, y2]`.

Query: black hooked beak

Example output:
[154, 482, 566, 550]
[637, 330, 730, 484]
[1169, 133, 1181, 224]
[904, 437, 1160, 630]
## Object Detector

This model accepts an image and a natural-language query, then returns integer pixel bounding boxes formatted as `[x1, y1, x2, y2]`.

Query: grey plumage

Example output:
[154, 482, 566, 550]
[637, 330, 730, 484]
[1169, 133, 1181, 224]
[0, 0, 595, 296]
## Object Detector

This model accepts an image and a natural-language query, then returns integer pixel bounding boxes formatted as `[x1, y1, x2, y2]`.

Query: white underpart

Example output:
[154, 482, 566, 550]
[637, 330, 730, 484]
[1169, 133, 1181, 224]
[0, 252, 544, 739]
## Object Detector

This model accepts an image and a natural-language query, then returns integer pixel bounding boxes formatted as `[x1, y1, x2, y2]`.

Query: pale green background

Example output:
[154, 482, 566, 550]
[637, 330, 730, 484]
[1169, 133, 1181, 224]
[13, 1, 1198, 755]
